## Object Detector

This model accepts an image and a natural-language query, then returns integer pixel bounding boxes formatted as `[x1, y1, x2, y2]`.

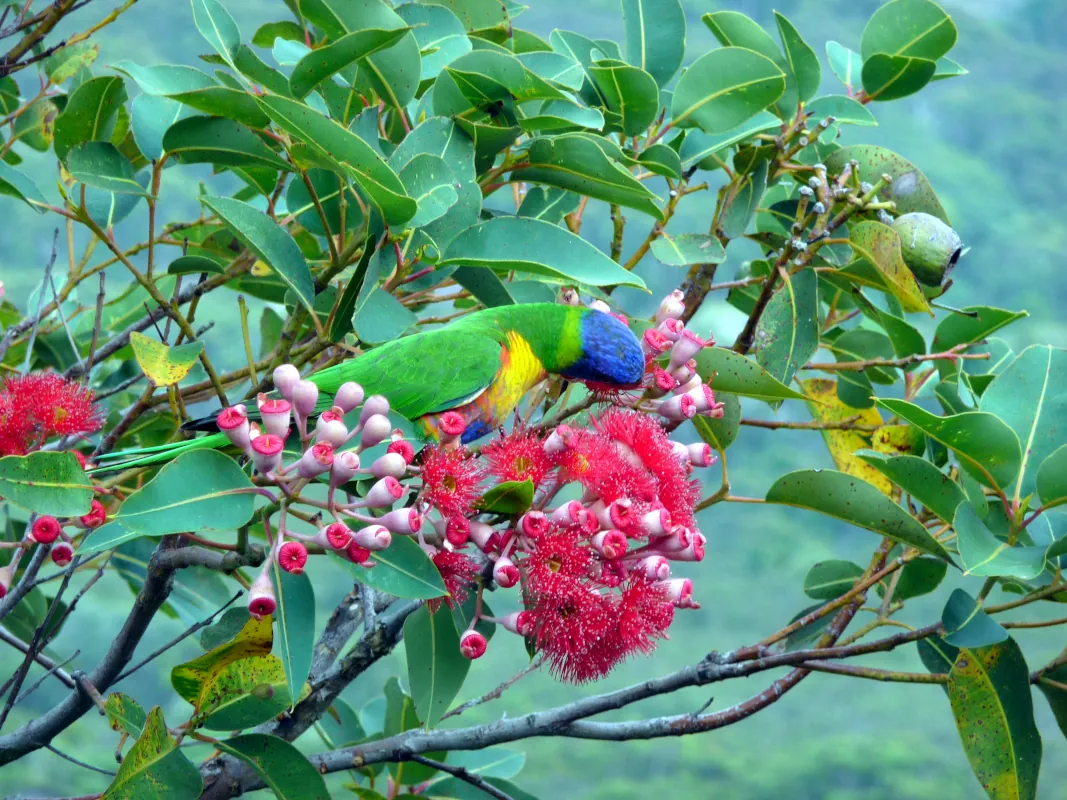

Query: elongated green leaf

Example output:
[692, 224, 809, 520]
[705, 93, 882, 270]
[589, 59, 659, 137]
[336, 536, 447, 599]
[881, 554, 948, 601]
[840, 221, 931, 313]
[931, 306, 1028, 358]
[949, 638, 1041, 800]
[621, 0, 685, 87]
[650, 233, 726, 267]
[170, 86, 271, 128]
[396, 3, 471, 82]
[286, 168, 364, 237]
[773, 12, 820, 104]
[441, 216, 646, 289]
[111, 450, 254, 539]
[1036, 445, 1067, 510]
[752, 268, 819, 391]
[766, 469, 952, 560]
[215, 734, 330, 800]
[46, 42, 99, 84]
[398, 153, 459, 228]
[104, 693, 147, 737]
[476, 479, 535, 515]
[694, 347, 805, 402]
[671, 47, 785, 133]
[318, 697, 367, 748]
[451, 266, 515, 307]
[432, 777, 538, 800]
[677, 110, 780, 171]
[52, 76, 127, 161]
[954, 501, 1046, 580]
[861, 0, 958, 62]
[933, 55, 968, 81]
[202, 195, 316, 316]
[518, 51, 584, 91]
[857, 451, 964, 522]
[862, 53, 936, 102]
[66, 142, 148, 196]
[826, 41, 863, 92]
[163, 116, 290, 170]
[113, 61, 215, 95]
[131, 95, 185, 163]
[702, 12, 793, 118]
[517, 186, 580, 223]
[0, 452, 93, 517]
[803, 560, 863, 600]
[638, 142, 682, 179]
[405, 604, 469, 728]
[0, 161, 47, 211]
[877, 398, 1021, 492]
[825, 145, 949, 222]
[942, 589, 1007, 649]
[289, 28, 410, 98]
[271, 566, 315, 712]
[192, 0, 241, 66]
[805, 95, 877, 127]
[102, 707, 202, 799]
[383, 677, 445, 783]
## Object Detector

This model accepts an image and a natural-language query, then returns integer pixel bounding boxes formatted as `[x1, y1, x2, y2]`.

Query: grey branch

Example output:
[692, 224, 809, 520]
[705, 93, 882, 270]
[407, 754, 515, 800]
[152, 544, 265, 572]
[0, 630, 75, 690]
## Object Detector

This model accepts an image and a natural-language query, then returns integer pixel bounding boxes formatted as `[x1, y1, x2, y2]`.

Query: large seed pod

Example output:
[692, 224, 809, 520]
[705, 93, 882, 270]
[891, 212, 963, 287]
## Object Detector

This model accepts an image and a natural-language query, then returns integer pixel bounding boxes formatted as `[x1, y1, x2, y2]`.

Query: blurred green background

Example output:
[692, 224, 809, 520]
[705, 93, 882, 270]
[2, 1, 1066, 798]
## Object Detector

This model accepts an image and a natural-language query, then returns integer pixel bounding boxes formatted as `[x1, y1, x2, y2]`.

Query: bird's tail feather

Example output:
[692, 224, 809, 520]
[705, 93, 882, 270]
[89, 432, 229, 473]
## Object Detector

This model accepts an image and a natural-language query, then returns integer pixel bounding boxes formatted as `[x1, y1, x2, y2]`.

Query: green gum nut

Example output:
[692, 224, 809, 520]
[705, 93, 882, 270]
[891, 212, 963, 287]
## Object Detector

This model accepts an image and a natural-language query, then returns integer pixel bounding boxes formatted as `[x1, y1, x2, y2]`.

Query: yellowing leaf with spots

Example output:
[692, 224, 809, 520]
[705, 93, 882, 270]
[872, 423, 925, 456]
[129, 332, 203, 386]
[101, 706, 203, 799]
[251, 259, 272, 276]
[171, 614, 273, 712]
[802, 378, 892, 495]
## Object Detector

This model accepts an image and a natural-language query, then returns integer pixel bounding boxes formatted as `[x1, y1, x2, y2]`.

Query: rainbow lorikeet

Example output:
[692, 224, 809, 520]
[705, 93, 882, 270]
[95, 303, 644, 469]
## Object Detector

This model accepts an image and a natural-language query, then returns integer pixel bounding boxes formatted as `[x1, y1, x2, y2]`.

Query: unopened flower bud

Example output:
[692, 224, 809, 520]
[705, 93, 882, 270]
[247, 570, 277, 619]
[258, 394, 292, 438]
[353, 524, 391, 551]
[658, 525, 692, 552]
[371, 452, 407, 479]
[334, 381, 365, 413]
[500, 610, 536, 636]
[652, 367, 677, 394]
[51, 541, 74, 567]
[272, 364, 300, 400]
[251, 434, 285, 474]
[657, 317, 685, 342]
[30, 516, 62, 544]
[330, 451, 361, 487]
[316, 419, 348, 449]
[297, 441, 335, 478]
[643, 328, 671, 355]
[655, 289, 685, 324]
[360, 414, 392, 449]
[685, 384, 717, 414]
[668, 530, 706, 562]
[589, 299, 610, 314]
[657, 393, 697, 421]
[636, 555, 671, 581]
[346, 541, 372, 565]
[559, 288, 580, 306]
[459, 629, 487, 659]
[359, 395, 390, 425]
[518, 511, 548, 538]
[217, 406, 251, 452]
[78, 499, 107, 529]
[445, 515, 470, 547]
[688, 443, 716, 467]
[671, 361, 695, 385]
[324, 522, 353, 550]
[551, 501, 583, 525]
[669, 440, 690, 461]
[438, 411, 467, 443]
[380, 507, 422, 535]
[387, 439, 415, 464]
[277, 541, 308, 574]
[365, 476, 403, 508]
[592, 529, 628, 559]
[292, 380, 319, 418]
[543, 424, 574, 455]
[468, 520, 496, 551]
[669, 330, 707, 370]
[658, 577, 698, 608]
[642, 508, 672, 538]
[493, 556, 519, 588]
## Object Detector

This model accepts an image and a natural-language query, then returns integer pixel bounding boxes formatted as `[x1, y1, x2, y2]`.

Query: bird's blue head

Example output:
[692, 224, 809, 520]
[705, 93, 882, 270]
[561, 310, 645, 388]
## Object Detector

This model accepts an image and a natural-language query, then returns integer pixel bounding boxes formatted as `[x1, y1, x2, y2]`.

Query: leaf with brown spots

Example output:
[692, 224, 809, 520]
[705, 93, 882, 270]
[101, 707, 203, 799]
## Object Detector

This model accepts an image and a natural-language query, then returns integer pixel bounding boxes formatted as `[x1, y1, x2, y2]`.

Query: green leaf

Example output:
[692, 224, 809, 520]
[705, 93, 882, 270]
[107, 450, 254, 541]
[104, 693, 147, 737]
[0, 452, 93, 517]
[752, 268, 819, 391]
[765, 469, 952, 560]
[861, 53, 936, 102]
[330, 235, 376, 342]
[1036, 445, 1067, 511]
[446, 49, 565, 105]
[861, 0, 958, 62]
[167, 255, 224, 277]
[318, 697, 367, 747]
[857, 451, 965, 523]
[398, 154, 459, 228]
[128, 331, 205, 390]
[253, 20, 304, 47]
[955, 501, 1047, 580]
[621, 0, 685, 87]
[335, 536, 448, 599]
[1037, 663, 1067, 740]
[66, 142, 148, 196]
[876, 399, 1021, 492]
[826, 41, 864, 92]
[0, 161, 47, 212]
[637, 143, 681, 179]
[694, 347, 806, 403]
[45, 42, 99, 84]
[101, 707, 203, 799]
[516, 186, 580, 223]
[354, 287, 418, 346]
[825, 145, 949, 222]
[931, 306, 1028, 359]
[270, 566, 315, 712]
[588, 59, 659, 137]
[256, 95, 416, 226]
[773, 12, 821, 104]
[199, 655, 292, 731]
[979, 345, 1067, 501]
[396, 4, 472, 82]
[841, 221, 931, 313]
[423, 0, 507, 34]
[671, 47, 786, 133]
[191, 0, 241, 67]
[285, 169, 364, 237]
[388, 116, 476, 181]
[162, 116, 290, 171]
[112, 61, 215, 95]
[131, 95, 185, 163]
[172, 614, 274, 706]
[215, 734, 330, 800]
[451, 267, 515, 308]
[520, 134, 663, 219]
[518, 51, 584, 92]
[405, 604, 470, 728]
[52, 76, 127, 161]
[692, 393, 740, 452]
[650, 233, 725, 268]
[289, 28, 411, 99]
[941, 589, 1007, 648]
[200, 607, 251, 650]
[948, 638, 1041, 800]
[805, 95, 877, 127]
[201, 195, 316, 317]
[881, 555, 947, 601]
[701, 12, 793, 118]
[677, 110, 780, 171]
[476, 479, 535, 514]
[441, 216, 646, 290]
[803, 560, 863, 600]
[933, 55, 968, 81]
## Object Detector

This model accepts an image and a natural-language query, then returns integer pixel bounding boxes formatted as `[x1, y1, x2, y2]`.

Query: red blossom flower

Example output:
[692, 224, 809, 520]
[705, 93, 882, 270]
[0, 374, 102, 455]
[429, 551, 480, 613]
[529, 575, 616, 683]
[482, 428, 553, 487]
[420, 446, 484, 518]
[520, 524, 594, 592]
[606, 575, 674, 661]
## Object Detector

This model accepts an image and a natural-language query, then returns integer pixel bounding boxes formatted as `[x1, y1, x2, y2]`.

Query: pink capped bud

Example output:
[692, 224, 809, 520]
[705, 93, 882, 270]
[668, 531, 706, 562]
[445, 516, 470, 547]
[365, 476, 403, 508]
[30, 516, 62, 544]
[360, 414, 392, 449]
[353, 524, 391, 551]
[217, 405, 251, 452]
[518, 511, 548, 538]
[78, 499, 107, 529]
[589, 299, 610, 314]
[319, 407, 344, 425]
[652, 367, 678, 393]
[257, 394, 292, 438]
[669, 440, 690, 461]
[642, 327, 671, 355]
[272, 364, 300, 400]
[611, 312, 628, 325]
[493, 556, 519, 588]
[669, 330, 707, 369]
[642, 508, 672, 537]
[316, 419, 348, 448]
[371, 452, 407, 479]
[500, 610, 536, 636]
[671, 361, 695, 384]
[659, 577, 698, 608]
[247, 570, 276, 619]
[387, 439, 415, 464]
[655, 289, 685, 324]
[592, 529, 628, 559]
[657, 317, 685, 342]
[684, 384, 716, 414]
[673, 375, 703, 397]
[543, 424, 574, 455]
[459, 629, 487, 659]
[380, 507, 421, 535]
[359, 394, 390, 425]
[438, 411, 467, 441]
[636, 555, 671, 581]
[292, 380, 319, 418]
[50, 541, 74, 567]
[468, 520, 496, 551]
[657, 525, 692, 552]
[657, 393, 697, 421]
[688, 443, 716, 467]
[346, 541, 372, 565]
[575, 507, 600, 535]
[325, 522, 353, 550]
[600, 499, 637, 534]
[250, 433, 285, 474]
[334, 381, 365, 413]
[330, 451, 361, 487]
[277, 541, 308, 574]
[297, 441, 335, 478]
[551, 501, 583, 525]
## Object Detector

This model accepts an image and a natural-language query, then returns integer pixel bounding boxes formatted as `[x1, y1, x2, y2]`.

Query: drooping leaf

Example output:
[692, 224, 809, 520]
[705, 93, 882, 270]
[318, 697, 367, 748]
[191, 0, 241, 66]
[701, 12, 793, 118]
[383, 676, 445, 783]
[677, 110, 780, 171]
[941, 589, 1007, 648]
[199, 654, 292, 731]
[398, 154, 460, 228]
[0, 161, 47, 212]
[46, 42, 100, 84]
[803, 560, 863, 600]
[128, 332, 203, 387]
[621, 0, 685, 87]
[1036, 445, 1067, 511]
[694, 348, 806, 403]
[52, 76, 127, 161]
[0, 452, 93, 517]
[289, 28, 411, 99]
[387, 116, 476, 180]
[649, 233, 726, 267]
[162, 116, 290, 171]
[101, 707, 202, 799]
[773, 12, 821, 104]
[879, 554, 948, 602]
[270, 566, 315, 712]
[825, 145, 949, 222]
[335, 536, 448, 599]
[405, 604, 470, 728]
[588, 59, 659, 137]
[840, 221, 931, 313]
[172, 614, 274, 707]
[214, 734, 330, 800]
[1037, 663, 1067, 740]
[857, 450, 964, 522]
[104, 693, 147, 737]
[637, 143, 682, 179]
[131, 95, 185, 163]
[954, 501, 1047, 580]
[440, 749, 526, 781]
[826, 41, 864, 92]
[752, 268, 819, 390]
[931, 307, 1028, 363]
[801, 379, 891, 494]
[765, 469, 952, 560]
[671, 47, 786, 133]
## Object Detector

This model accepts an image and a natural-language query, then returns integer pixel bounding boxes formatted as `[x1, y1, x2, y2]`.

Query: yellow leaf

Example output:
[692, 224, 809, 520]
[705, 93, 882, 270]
[872, 423, 925, 456]
[802, 378, 893, 495]
[251, 259, 272, 276]
[171, 614, 273, 711]
[129, 332, 204, 386]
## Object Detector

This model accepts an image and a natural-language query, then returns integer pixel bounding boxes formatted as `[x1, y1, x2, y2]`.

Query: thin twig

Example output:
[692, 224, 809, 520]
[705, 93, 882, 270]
[409, 755, 515, 800]
[43, 742, 116, 776]
[84, 272, 106, 377]
[22, 229, 60, 373]
[441, 657, 544, 721]
[0, 629, 76, 690]
[13, 650, 80, 704]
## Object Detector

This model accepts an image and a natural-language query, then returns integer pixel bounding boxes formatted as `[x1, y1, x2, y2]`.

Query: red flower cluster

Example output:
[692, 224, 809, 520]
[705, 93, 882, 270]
[0, 373, 102, 456]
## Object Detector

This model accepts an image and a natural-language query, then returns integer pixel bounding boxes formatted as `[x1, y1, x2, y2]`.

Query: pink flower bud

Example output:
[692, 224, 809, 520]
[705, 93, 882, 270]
[667, 530, 706, 562]
[542, 424, 573, 455]
[51, 541, 74, 567]
[365, 476, 403, 508]
[683, 384, 716, 414]
[468, 520, 496, 551]
[441, 516, 467, 547]
[272, 364, 300, 400]
[438, 411, 467, 439]
[325, 522, 353, 550]
[655, 289, 685, 324]
[643, 328, 671, 355]
[346, 541, 372, 565]
[592, 499, 636, 535]
[360, 414, 392, 449]
[657, 317, 685, 342]
[257, 394, 292, 438]
[359, 394, 390, 425]
[551, 501, 583, 525]
[669, 440, 690, 461]
[575, 507, 600, 535]
[278, 541, 308, 574]
[671, 361, 695, 384]
[669, 330, 707, 370]
[636, 555, 671, 581]
[292, 380, 319, 417]
[334, 381, 365, 413]
[353, 524, 391, 551]
[657, 393, 697, 421]
[657, 525, 692, 552]
[319, 406, 344, 425]
[658, 577, 697, 608]
[493, 556, 519, 588]
[330, 451, 361, 487]
[592, 529, 628, 559]
[217, 405, 251, 452]
[30, 516, 62, 544]
[387, 439, 415, 464]
[380, 508, 422, 535]
[642, 508, 672, 538]
[459, 629, 487, 659]
[78, 499, 107, 529]
[518, 510, 548, 538]
[371, 452, 407, 479]
[247, 570, 276, 619]
[251, 433, 285, 474]
[652, 367, 677, 393]
[589, 299, 610, 314]
[297, 441, 335, 478]
[500, 610, 536, 636]
[688, 443, 716, 467]
[316, 419, 348, 448]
